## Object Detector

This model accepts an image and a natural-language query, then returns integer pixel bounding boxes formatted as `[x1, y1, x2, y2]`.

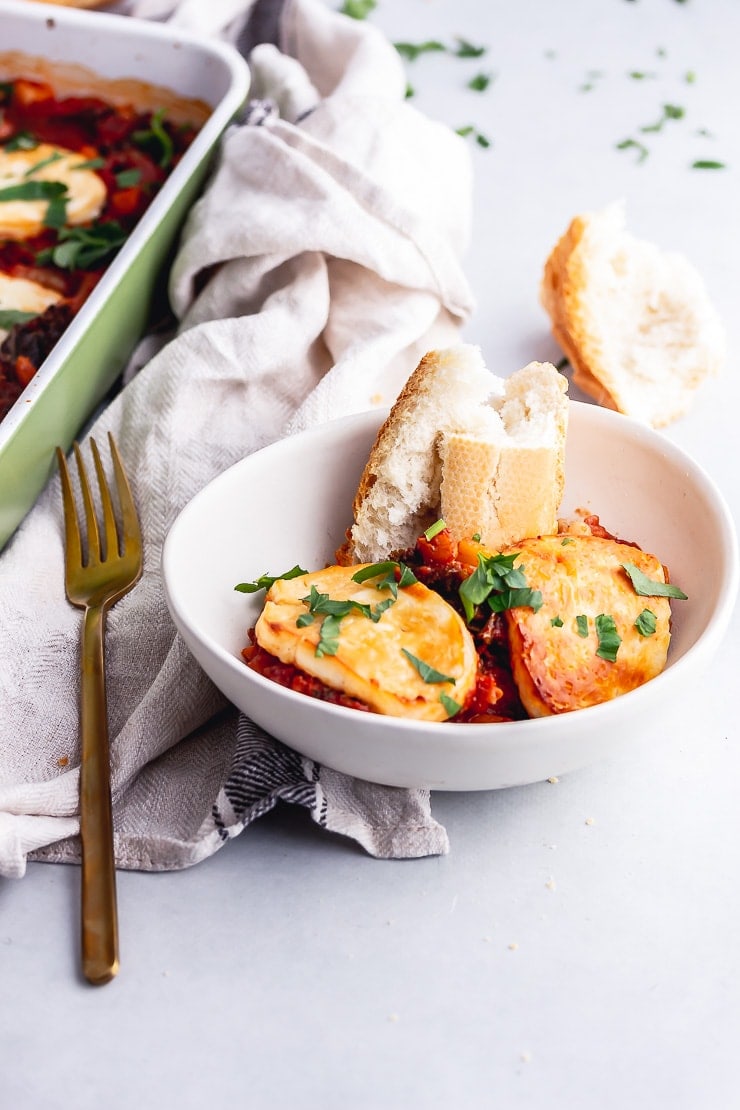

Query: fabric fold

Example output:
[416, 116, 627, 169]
[0, 0, 474, 877]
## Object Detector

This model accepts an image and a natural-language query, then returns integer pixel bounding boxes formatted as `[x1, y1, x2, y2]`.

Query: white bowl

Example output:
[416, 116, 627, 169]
[162, 402, 739, 791]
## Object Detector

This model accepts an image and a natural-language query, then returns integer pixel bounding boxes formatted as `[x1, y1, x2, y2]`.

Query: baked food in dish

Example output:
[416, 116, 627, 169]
[0, 75, 203, 423]
[502, 532, 672, 717]
[254, 564, 478, 722]
[540, 201, 726, 427]
[336, 344, 569, 563]
[241, 345, 685, 723]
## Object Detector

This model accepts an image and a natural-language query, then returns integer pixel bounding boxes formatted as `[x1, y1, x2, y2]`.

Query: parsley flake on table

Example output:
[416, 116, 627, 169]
[616, 137, 650, 163]
[641, 103, 685, 133]
[339, 0, 377, 18]
[394, 40, 446, 62]
[456, 125, 492, 149]
[467, 71, 495, 92]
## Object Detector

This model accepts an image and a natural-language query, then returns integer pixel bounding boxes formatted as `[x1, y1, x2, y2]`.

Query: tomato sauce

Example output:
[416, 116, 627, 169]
[242, 529, 531, 724]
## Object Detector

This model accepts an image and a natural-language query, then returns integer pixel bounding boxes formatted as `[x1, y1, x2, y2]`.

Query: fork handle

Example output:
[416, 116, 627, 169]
[79, 603, 119, 985]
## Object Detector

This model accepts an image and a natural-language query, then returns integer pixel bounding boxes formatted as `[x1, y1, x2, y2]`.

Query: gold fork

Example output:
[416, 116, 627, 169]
[56, 433, 143, 986]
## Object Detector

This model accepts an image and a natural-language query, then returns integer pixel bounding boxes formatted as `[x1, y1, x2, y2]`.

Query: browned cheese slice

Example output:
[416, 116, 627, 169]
[255, 564, 478, 721]
[503, 534, 672, 716]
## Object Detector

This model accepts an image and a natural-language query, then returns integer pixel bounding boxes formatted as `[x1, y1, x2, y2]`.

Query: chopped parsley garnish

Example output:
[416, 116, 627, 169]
[459, 552, 542, 623]
[616, 137, 650, 163]
[454, 38, 487, 58]
[575, 615, 589, 637]
[394, 40, 446, 62]
[351, 561, 418, 597]
[468, 72, 494, 92]
[234, 564, 308, 593]
[394, 36, 486, 62]
[43, 193, 68, 229]
[635, 608, 658, 636]
[0, 179, 66, 202]
[692, 159, 726, 169]
[297, 578, 398, 657]
[36, 221, 127, 270]
[440, 692, 462, 718]
[72, 157, 106, 171]
[3, 131, 37, 152]
[488, 587, 544, 614]
[551, 615, 564, 628]
[621, 562, 688, 599]
[339, 0, 377, 17]
[424, 519, 447, 540]
[0, 308, 37, 330]
[133, 108, 174, 168]
[401, 649, 455, 686]
[456, 125, 492, 148]
[115, 168, 143, 188]
[0, 179, 69, 228]
[300, 584, 393, 625]
[315, 613, 343, 657]
[561, 537, 574, 545]
[23, 150, 63, 176]
[641, 103, 685, 133]
[595, 614, 621, 662]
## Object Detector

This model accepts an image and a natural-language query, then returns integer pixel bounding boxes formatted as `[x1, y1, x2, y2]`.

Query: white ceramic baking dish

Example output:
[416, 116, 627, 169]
[0, 0, 250, 549]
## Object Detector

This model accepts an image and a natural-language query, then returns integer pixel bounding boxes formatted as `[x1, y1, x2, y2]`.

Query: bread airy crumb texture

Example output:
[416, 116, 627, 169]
[339, 345, 568, 563]
[540, 201, 726, 427]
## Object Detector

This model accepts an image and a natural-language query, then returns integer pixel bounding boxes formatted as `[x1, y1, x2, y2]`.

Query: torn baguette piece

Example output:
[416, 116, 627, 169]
[540, 201, 726, 427]
[337, 345, 569, 564]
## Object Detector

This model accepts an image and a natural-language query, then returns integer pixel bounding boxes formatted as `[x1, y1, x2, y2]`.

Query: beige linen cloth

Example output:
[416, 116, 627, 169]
[0, 0, 475, 878]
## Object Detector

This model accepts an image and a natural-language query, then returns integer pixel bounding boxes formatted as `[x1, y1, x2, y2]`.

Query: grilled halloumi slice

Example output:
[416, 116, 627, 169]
[503, 534, 672, 716]
[0, 271, 62, 341]
[0, 142, 106, 240]
[255, 564, 478, 721]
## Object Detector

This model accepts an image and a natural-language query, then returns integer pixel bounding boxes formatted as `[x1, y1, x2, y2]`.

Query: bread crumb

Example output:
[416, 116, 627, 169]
[57, 756, 69, 768]
[369, 393, 384, 406]
[388, 1013, 400, 1023]
[585, 816, 595, 826]
[545, 878, 556, 891]
[520, 1051, 533, 1063]
[508, 942, 519, 951]
[547, 776, 559, 784]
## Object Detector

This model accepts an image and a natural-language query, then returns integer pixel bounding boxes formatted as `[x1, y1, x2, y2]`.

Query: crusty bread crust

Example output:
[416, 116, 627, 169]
[337, 346, 569, 563]
[540, 203, 726, 427]
[541, 214, 620, 412]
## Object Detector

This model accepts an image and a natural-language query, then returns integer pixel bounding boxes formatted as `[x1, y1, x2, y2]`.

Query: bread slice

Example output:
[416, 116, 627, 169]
[540, 202, 726, 427]
[337, 345, 568, 563]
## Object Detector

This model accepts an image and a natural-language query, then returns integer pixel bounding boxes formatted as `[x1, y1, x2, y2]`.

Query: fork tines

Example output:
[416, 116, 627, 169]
[56, 433, 141, 570]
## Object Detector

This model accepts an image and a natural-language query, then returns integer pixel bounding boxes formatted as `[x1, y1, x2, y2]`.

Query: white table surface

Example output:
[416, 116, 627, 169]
[4, 1, 740, 1107]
